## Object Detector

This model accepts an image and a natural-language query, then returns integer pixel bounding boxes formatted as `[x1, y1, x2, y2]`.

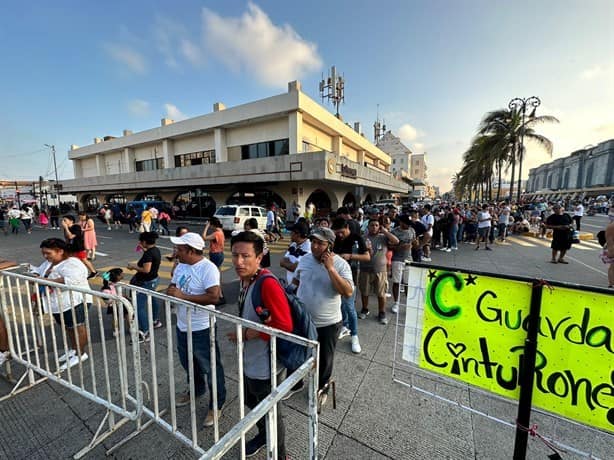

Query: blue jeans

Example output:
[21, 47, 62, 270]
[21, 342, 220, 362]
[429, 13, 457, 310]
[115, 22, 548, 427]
[449, 224, 458, 248]
[341, 290, 358, 336]
[457, 223, 464, 243]
[176, 327, 226, 410]
[136, 278, 159, 333]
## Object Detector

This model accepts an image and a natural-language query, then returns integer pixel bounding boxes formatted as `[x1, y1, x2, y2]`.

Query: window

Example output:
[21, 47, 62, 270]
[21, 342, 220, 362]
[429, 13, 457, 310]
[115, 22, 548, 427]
[174, 150, 216, 167]
[241, 138, 289, 160]
[393, 159, 396, 164]
[135, 158, 163, 172]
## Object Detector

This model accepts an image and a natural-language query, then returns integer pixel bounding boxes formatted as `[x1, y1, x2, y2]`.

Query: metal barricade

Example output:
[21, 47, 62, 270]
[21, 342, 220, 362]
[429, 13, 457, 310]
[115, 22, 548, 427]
[104, 283, 320, 459]
[0, 270, 143, 459]
[0, 270, 320, 458]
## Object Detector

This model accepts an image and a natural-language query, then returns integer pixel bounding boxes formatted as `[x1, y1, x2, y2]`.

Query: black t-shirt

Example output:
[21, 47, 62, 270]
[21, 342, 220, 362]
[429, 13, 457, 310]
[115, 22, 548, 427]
[333, 232, 368, 255]
[0, 209, 5, 221]
[67, 224, 85, 252]
[410, 220, 427, 236]
[134, 247, 161, 282]
[546, 213, 572, 238]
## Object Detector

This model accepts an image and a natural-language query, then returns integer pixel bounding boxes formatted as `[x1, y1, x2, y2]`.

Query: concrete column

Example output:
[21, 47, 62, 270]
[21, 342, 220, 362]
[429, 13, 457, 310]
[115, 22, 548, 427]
[96, 154, 105, 176]
[162, 139, 174, 168]
[123, 148, 135, 172]
[357, 149, 365, 166]
[332, 135, 343, 155]
[73, 159, 83, 178]
[288, 112, 303, 154]
[214, 128, 228, 163]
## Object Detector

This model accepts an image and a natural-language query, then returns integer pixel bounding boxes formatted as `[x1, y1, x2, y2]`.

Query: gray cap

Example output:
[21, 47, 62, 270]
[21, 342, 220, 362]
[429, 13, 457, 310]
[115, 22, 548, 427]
[310, 227, 336, 245]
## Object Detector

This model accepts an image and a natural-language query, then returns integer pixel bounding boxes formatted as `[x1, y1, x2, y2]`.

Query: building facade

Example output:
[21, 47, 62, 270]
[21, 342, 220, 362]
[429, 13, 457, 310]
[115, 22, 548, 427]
[60, 81, 407, 217]
[526, 139, 614, 200]
[376, 131, 428, 199]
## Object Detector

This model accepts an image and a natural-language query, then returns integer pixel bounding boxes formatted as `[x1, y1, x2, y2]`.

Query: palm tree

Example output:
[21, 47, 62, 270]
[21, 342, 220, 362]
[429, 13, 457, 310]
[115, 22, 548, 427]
[479, 108, 558, 202]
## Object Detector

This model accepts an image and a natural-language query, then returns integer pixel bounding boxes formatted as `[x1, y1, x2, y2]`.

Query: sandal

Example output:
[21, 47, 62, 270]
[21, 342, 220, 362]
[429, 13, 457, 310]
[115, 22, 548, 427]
[557, 259, 569, 264]
[550, 260, 557, 264]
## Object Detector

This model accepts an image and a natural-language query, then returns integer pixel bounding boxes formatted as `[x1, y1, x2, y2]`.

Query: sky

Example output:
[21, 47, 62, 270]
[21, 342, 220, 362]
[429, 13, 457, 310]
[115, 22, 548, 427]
[0, 0, 612, 193]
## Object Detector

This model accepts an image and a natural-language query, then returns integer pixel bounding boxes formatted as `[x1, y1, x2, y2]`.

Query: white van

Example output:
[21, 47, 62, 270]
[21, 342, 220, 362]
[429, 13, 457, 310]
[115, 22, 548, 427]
[214, 205, 268, 232]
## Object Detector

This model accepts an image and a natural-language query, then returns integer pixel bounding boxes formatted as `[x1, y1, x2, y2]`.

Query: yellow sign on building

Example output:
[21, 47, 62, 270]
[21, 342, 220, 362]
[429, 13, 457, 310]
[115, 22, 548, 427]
[411, 269, 613, 434]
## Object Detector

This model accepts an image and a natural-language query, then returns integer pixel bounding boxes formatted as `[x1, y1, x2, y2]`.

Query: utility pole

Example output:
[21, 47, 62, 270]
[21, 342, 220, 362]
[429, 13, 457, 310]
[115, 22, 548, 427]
[44, 144, 60, 205]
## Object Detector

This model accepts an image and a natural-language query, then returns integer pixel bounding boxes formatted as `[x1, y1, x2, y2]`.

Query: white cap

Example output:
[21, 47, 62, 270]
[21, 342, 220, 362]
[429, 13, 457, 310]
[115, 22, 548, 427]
[170, 232, 205, 250]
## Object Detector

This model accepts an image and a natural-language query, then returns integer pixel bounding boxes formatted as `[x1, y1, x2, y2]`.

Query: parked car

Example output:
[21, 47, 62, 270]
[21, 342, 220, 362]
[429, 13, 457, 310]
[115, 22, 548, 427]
[213, 205, 268, 232]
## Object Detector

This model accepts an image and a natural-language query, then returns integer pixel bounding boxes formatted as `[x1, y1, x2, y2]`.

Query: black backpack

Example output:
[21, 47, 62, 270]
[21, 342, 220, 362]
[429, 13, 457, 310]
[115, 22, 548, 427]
[250, 273, 318, 371]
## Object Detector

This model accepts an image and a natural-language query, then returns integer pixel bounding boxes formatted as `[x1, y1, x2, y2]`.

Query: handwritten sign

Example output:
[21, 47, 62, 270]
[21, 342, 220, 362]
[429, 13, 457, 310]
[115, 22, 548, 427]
[403, 267, 614, 434]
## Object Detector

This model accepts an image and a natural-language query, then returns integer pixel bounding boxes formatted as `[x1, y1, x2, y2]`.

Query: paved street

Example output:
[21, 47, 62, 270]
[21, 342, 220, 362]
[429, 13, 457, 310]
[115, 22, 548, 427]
[0, 214, 612, 459]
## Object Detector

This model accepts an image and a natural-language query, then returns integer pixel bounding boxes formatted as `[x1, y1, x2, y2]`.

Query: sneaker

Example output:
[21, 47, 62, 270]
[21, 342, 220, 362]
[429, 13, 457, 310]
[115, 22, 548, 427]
[351, 336, 362, 354]
[0, 351, 9, 366]
[58, 349, 76, 363]
[391, 303, 399, 314]
[358, 309, 370, 320]
[152, 320, 163, 329]
[378, 312, 388, 325]
[445, 248, 452, 252]
[138, 331, 150, 343]
[245, 436, 266, 458]
[175, 391, 203, 407]
[282, 380, 304, 401]
[203, 405, 224, 427]
[59, 352, 88, 371]
[337, 326, 351, 340]
[451, 247, 458, 250]
[421, 257, 432, 262]
[439, 247, 448, 251]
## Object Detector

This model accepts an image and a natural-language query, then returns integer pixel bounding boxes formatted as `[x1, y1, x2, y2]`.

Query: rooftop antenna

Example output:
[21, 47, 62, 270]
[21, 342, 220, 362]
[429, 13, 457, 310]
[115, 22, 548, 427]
[373, 104, 386, 143]
[319, 65, 345, 119]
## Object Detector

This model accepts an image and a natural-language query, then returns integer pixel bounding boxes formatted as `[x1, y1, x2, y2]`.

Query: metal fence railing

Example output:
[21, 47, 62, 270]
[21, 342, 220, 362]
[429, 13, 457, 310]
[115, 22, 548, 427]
[0, 270, 320, 459]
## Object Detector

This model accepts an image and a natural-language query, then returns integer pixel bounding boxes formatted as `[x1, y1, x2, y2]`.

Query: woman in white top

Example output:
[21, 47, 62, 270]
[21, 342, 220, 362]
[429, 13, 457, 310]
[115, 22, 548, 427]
[573, 201, 584, 231]
[35, 238, 91, 370]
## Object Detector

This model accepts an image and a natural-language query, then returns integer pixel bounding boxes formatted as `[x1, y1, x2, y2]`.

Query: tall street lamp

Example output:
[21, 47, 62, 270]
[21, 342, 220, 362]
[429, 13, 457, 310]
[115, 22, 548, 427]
[508, 96, 540, 203]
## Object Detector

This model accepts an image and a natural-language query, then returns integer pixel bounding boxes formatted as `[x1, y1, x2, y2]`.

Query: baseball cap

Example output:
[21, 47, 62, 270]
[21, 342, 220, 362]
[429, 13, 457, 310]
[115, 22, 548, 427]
[310, 227, 336, 245]
[170, 232, 205, 250]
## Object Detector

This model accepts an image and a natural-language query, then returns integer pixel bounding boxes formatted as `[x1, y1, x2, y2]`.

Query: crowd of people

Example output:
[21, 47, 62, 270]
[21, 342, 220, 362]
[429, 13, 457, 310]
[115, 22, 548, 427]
[1, 195, 613, 459]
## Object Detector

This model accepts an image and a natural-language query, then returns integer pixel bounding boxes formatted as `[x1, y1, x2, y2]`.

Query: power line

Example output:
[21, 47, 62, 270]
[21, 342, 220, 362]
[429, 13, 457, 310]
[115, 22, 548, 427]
[0, 148, 47, 159]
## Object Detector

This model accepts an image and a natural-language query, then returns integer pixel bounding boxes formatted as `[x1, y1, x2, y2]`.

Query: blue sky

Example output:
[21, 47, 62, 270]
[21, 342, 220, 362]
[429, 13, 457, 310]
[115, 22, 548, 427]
[1, 1, 612, 192]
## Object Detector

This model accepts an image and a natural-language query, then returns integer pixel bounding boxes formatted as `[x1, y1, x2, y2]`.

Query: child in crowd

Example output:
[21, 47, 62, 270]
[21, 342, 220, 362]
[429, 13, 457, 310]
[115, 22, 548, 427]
[101, 268, 124, 336]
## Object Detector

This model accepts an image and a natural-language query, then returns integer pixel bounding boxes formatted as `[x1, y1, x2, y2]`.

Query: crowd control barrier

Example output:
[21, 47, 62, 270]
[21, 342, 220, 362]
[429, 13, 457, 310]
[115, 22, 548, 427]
[0, 270, 143, 458]
[0, 270, 320, 459]
[392, 261, 613, 460]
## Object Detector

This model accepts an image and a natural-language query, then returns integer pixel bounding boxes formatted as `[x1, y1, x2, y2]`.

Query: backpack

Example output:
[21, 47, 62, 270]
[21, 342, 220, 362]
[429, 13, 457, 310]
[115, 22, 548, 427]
[250, 272, 318, 372]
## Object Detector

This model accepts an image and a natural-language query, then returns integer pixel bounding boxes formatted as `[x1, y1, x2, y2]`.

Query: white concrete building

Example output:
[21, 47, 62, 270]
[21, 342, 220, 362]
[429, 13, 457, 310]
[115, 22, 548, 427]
[61, 81, 406, 217]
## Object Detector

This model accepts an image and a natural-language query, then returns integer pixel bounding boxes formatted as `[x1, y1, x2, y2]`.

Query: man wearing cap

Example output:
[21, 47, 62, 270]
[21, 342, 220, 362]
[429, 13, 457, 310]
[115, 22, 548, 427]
[166, 232, 226, 428]
[280, 221, 311, 286]
[292, 227, 354, 405]
[330, 217, 370, 354]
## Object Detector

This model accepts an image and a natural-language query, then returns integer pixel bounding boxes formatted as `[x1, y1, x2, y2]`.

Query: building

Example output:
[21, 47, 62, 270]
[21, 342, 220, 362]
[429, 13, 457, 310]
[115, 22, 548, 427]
[60, 81, 406, 217]
[376, 131, 428, 200]
[526, 139, 614, 201]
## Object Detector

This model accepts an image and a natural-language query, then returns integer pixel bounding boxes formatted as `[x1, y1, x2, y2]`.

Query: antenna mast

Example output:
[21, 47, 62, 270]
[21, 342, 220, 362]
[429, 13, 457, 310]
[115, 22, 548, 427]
[319, 65, 345, 119]
[373, 104, 386, 143]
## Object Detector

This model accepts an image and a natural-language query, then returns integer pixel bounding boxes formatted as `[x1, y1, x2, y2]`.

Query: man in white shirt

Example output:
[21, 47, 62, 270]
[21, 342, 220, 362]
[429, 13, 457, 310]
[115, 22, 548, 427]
[279, 221, 311, 285]
[573, 201, 584, 231]
[167, 232, 226, 428]
[293, 227, 353, 406]
[420, 205, 434, 260]
[476, 204, 492, 250]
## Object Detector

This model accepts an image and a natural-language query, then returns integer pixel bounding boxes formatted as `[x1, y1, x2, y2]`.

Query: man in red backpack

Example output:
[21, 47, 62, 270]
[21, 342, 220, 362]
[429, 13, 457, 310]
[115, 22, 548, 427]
[228, 231, 292, 458]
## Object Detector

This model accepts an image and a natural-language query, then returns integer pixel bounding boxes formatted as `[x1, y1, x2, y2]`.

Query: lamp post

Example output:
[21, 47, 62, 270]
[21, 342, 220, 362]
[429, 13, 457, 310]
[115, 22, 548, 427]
[508, 96, 540, 203]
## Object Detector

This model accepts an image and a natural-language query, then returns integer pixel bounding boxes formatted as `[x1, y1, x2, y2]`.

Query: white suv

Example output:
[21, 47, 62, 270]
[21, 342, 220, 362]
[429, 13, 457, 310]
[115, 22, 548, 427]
[214, 205, 268, 232]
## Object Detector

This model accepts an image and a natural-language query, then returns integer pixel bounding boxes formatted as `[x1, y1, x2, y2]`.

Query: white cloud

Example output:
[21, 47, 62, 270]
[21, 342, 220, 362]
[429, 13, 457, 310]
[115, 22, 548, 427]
[201, 2, 322, 87]
[579, 62, 614, 80]
[164, 103, 188, 121]
[398, 123, 418, 142]
[412, 142, 424, 151]
[180, 39, 205, 67]
[127, 99, 150, 116]
[103, 43, 147, 74]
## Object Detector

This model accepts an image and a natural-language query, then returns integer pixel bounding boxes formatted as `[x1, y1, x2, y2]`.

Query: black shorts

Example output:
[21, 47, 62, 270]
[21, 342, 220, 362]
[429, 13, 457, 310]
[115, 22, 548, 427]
[53, 303, 86, 328]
